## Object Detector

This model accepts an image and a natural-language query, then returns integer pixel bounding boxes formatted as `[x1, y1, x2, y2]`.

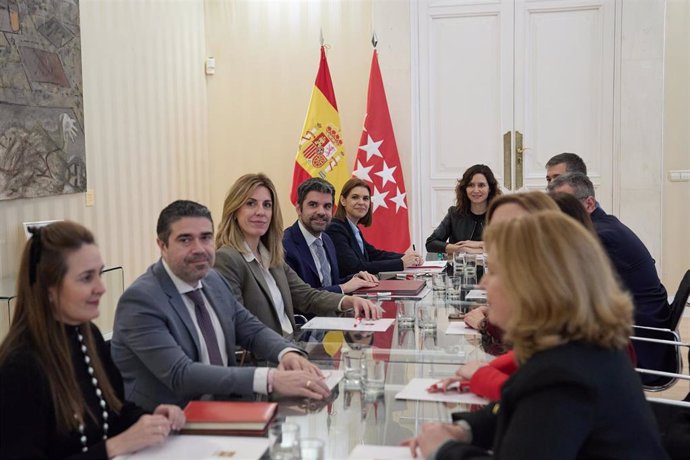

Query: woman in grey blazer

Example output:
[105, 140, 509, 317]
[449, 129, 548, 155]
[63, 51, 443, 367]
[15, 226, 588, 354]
[213, 173, 380, 336]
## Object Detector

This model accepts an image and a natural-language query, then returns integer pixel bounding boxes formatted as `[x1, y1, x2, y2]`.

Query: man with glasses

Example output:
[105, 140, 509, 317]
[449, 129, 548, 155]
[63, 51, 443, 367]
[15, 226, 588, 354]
[548, 173, 670, 372]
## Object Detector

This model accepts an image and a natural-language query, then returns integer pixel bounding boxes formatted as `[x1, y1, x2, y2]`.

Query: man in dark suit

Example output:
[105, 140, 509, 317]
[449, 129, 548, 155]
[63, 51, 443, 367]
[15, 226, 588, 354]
[548, 173, 671, 371]
[545, 152, 588, 185]
[112, 200, 330, 411]
[284, 178, 378, 294]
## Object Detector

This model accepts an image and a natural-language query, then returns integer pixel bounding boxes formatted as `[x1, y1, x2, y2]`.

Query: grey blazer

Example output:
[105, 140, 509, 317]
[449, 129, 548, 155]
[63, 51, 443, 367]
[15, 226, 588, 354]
[111, 260, 295, 411]
[214, 245, 343, 335]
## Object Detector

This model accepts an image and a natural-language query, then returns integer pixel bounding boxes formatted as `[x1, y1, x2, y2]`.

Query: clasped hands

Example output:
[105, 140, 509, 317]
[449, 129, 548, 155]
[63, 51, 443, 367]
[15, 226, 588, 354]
[446, 240, 484, 255]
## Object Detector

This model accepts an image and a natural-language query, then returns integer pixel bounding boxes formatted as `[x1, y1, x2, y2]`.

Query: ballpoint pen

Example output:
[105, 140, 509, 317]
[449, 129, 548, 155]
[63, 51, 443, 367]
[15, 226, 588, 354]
[353, 317, 362, 328]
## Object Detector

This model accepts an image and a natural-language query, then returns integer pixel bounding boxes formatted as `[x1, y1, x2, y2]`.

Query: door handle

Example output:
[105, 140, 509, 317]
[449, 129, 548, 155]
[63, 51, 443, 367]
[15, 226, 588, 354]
[515, 130, 524, 189]
[503, 131, 512, 190]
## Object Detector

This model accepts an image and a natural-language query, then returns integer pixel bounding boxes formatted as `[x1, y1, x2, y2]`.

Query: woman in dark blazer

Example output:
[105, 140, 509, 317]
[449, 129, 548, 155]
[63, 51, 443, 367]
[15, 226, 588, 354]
[326, 178, 421, 277]
[425, 164, 502, 256]
[404, 212, 667, 460]
[214, 174, 380, 336]
[0, 222, 184, 459]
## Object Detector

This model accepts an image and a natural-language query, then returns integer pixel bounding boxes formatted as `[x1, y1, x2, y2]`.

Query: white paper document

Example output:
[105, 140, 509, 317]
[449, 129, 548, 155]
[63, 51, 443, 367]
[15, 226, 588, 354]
[465, 289, 487, 301]
[445, 322, 481, 336]
[300, 317, 395, 332]
[395, 378, 489, 405]
[323, 370, 344, 390]
[116, 435, 270, 460]
[348, 444, 415, 459]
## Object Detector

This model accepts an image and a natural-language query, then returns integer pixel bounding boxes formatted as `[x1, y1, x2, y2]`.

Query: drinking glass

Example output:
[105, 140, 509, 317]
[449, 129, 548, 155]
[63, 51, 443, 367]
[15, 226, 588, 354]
[396, 300, 416, 327]
[417, 304, 438, 331]
[453, 252, 466, 275]
[361, 352, 386, 395]
[431, 273, 446, 292]
[446, 274, 463, 299]
[342, 348, 363, 384]
[269, 421, 300, 460]
[299, 438, 325, 460]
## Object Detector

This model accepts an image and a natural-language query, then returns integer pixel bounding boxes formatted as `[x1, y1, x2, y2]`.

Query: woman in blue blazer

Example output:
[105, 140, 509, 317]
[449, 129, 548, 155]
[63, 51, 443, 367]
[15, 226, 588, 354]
[325, 178, 421, 278]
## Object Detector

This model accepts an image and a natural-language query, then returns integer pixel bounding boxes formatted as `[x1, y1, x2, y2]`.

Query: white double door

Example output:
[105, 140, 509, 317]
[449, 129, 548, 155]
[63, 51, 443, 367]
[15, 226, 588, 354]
[414, 0, 616, 244]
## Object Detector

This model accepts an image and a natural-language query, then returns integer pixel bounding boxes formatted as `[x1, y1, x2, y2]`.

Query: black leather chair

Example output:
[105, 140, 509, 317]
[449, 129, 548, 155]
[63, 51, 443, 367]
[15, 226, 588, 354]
[668, 269, 690, 332]
[632, 327, 684, 390]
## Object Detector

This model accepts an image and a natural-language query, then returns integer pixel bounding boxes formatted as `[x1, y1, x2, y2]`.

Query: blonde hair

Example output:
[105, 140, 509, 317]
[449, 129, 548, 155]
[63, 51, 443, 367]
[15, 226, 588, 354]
[215, 173, 284, 267]
[483, 211, 632, 363]
[486, 191, 558, 223]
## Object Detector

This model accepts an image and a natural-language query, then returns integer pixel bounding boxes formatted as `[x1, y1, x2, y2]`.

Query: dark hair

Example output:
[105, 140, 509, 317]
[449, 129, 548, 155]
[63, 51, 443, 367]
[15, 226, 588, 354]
[455, 164, 502, 215]
[0, 221, 122, 432]
[296, 177, 335, 206]
[547, 172, 596, 199]
[550, 192, 596, 233]
[334, 178, 373, 227]
[157, 200, 213, 244]
[545, 153, 587, 175]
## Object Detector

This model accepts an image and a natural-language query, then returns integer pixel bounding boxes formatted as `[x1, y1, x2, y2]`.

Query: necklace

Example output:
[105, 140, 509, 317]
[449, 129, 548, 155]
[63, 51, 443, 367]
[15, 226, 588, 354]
[75, 328, 109, 453]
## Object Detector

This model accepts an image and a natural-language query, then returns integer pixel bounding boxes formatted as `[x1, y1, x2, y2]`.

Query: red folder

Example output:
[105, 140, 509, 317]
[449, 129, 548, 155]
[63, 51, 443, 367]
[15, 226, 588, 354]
[353, 279, 426, 296]
[181, 401, 277, 436]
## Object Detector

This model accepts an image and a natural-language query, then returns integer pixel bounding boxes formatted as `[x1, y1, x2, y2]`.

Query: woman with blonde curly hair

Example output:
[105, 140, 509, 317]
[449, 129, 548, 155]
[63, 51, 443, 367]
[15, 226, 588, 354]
[406, 211, 665, 459]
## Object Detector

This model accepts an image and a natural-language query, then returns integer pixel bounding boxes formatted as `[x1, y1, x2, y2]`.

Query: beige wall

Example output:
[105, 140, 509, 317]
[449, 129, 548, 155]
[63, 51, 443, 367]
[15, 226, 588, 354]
[205, 0, 372, 224]
[0, 0, 209, 335]
[663, 0, 690, 290]
[204, 0, 412, 229]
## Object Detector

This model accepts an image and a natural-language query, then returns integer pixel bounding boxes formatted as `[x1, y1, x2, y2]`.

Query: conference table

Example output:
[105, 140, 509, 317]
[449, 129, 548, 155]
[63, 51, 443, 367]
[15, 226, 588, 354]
[268, 286, 492, 459]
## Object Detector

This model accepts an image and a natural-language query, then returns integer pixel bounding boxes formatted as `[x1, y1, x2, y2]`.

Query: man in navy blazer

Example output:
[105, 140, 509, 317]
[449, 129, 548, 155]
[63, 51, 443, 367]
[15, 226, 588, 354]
[548, 173, 671, 374]
[112, 200, 330, 411]
[284, 178, 378, 294]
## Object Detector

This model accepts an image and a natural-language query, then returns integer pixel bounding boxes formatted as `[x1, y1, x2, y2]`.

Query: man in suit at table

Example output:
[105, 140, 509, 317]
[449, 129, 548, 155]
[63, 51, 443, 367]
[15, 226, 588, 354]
[545, 152, 588, 185]
[111, 200, 330, 411]
[283, 177, 378, 294]
[547, 173, 671, 373]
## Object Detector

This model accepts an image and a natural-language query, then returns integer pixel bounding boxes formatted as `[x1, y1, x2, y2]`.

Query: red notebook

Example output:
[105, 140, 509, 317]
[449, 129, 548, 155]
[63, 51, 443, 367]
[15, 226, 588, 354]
[353, 279, 426, 296]
[181, 401, 278, 436]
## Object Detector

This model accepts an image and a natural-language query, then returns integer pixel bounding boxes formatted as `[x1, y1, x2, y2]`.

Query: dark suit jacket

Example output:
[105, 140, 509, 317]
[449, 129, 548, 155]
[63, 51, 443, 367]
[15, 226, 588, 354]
[283, 221, 342, 293]
[214, 245, 342, 335]
[591, 208, 670, 372]
[325, 217, 403, 277]
[425, 206, 485, 253]
[441, 342, 668, 459]
[111, 260, 295, 411]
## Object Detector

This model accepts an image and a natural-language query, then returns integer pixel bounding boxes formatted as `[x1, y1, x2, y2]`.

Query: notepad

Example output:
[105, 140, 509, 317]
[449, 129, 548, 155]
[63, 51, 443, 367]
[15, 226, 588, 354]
[181, 401, 277, 435]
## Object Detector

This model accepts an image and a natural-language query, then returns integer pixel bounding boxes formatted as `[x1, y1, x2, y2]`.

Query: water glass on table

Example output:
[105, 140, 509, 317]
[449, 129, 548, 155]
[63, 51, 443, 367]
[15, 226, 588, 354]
[269, 420, 300, 460]
[431, 272, 446, 292]
[342, 348, 363, 385]
[362, 351, 386, 395]
[396, 299, 416, 327]
[417, 304, 438, 331]
[446, 274, 463, 299]
[300, 438, 325, 460]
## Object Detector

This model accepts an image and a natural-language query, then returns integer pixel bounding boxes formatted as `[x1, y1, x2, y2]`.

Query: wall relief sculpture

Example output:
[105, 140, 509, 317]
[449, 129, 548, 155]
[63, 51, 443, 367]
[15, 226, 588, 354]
[0, 0, 85, 201]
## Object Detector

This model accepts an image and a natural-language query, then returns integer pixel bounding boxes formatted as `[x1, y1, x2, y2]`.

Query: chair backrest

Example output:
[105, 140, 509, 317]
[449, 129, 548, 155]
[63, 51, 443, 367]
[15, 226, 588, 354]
[669, 269, 690, 331]
[632, 326, 685, 391]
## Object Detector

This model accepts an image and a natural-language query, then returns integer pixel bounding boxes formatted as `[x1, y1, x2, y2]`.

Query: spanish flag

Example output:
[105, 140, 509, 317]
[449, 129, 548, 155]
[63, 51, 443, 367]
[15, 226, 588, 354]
[290, 46, 349, 205]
